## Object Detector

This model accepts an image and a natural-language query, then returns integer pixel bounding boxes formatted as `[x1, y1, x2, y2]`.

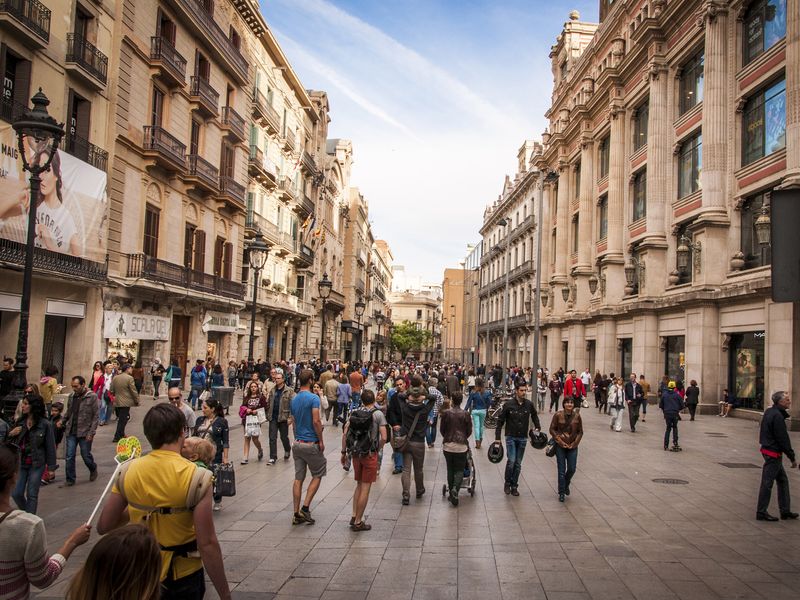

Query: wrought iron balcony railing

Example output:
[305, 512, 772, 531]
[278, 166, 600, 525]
[0, 237, 106, 281]
[64, 132, 108, 171]
[149, 36, 186, 86]
[66, 32, 108, 85]
[0, 0, 50, 45]
[126, 253, 243, 299]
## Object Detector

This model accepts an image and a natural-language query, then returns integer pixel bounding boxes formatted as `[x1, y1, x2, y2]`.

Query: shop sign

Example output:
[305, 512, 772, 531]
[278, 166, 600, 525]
[104, 311, 170, 341]
[203, 311, 239, 333]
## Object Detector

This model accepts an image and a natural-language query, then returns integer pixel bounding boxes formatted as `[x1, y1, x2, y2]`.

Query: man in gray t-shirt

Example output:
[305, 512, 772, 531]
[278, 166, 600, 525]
[340, 390, 387, 531]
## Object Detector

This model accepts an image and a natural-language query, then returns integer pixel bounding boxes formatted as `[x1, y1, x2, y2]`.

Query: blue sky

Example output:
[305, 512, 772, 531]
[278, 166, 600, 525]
[261, 0, 599, 281]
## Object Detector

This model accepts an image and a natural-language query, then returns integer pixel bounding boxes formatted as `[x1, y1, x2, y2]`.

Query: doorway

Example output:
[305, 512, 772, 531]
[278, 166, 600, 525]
[171, 315, 190, 376]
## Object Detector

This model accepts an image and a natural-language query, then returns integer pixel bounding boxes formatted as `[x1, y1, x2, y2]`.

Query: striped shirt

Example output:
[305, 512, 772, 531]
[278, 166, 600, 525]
[0, 511, 65, 599]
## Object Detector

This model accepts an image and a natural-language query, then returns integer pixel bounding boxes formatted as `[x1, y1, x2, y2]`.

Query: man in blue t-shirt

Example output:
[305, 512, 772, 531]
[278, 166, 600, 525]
[289, 369, 326, 525]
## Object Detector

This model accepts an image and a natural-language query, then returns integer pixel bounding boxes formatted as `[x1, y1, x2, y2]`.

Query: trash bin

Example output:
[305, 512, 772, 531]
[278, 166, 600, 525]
[212, 386, 234, 414]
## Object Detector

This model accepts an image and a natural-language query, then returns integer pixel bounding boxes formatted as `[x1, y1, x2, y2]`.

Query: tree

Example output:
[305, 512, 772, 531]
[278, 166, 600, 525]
[390, 320, 432, 357]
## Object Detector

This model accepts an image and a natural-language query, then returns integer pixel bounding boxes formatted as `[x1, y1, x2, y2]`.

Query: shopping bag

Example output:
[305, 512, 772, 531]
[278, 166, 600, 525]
[213, 463, 236, 497]
[581, 398, 589, 409]
[245, 415, 261, 437]
[256, 407, 267, 424]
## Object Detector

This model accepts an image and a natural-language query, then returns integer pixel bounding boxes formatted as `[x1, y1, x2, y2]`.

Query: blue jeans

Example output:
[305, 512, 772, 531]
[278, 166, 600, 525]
[13, 464, 46, 514]
[98, 398, 110, 424]
[555, 446, 578, 494]
[65, 435, 97, 483]
[471, 409, 486, 441]
[189, 386, 203, 409]
[504, 436, 527, 488]
[392, 449, 404, 471]
[426, 416, 438, 445]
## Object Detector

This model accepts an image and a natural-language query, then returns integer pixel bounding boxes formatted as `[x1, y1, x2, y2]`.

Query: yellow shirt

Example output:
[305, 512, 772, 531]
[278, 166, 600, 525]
[111, 449, 202, 581]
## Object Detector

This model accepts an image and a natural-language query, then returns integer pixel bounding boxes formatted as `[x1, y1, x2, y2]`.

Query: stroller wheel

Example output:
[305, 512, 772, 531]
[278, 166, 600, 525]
[469, 487, 475, 496]
[442, 484, 447, 497]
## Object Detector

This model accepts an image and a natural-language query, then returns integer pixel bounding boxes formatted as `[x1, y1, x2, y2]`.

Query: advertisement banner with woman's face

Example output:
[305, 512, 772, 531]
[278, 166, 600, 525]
[0, 125, 107, 262]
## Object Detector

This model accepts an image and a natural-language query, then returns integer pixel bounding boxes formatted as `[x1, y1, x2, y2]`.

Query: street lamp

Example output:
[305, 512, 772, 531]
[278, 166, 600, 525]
[10, 90, 64, 395]
[676, 234, 701, 275]
[754, 204, 771, 246]
[318, 272, 332, 362]
[246, 230, 270, 367]
[354, 294, 366, 362]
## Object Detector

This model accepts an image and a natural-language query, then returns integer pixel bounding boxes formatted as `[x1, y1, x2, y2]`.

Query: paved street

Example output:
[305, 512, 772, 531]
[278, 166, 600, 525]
[30, 400, 800, 600]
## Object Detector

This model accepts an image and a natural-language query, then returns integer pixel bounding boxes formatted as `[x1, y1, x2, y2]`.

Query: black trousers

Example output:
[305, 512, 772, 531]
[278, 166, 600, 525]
[269, 420, 290, 460]
[664, 414, 679, 447]
[443, 450, 467, 493]
[687, 404, 697, 420]
[757, 455, 791, 515]
[161, 567, 205, 600]
[113, 407, 130, 442]
[628, 401, 640, 430]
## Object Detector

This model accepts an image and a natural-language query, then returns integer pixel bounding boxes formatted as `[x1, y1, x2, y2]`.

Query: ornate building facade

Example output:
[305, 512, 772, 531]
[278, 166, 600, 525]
[479, 0, 798, 423]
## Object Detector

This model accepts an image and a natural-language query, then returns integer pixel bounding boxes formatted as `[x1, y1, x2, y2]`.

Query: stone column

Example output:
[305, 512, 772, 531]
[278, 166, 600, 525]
[577, 136, 594, 270]
[782, 0, 800, 187]
[607, 103, 626, 258]
[570, 323, 586, 372]
[645, 61, 669, 239]
[554, 163, 570, 279]
[699, 2, 728, 214]
[685, 304, 720, 415]
[546, 325, 561, 372]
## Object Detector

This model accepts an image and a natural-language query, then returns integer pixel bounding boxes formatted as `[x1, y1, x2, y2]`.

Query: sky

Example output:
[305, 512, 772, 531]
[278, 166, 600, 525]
[260, 0, 600, 282]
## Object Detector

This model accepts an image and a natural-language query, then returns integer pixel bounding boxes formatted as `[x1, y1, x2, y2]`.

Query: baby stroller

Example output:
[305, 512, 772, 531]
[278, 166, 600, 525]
[441, 446, 477, 499]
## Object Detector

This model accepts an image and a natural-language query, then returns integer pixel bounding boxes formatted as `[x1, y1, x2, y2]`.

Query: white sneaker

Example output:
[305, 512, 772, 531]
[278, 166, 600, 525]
[240, 459, 249, 465]
[267, 458, 276, 466]
[213, 503, 222, 512]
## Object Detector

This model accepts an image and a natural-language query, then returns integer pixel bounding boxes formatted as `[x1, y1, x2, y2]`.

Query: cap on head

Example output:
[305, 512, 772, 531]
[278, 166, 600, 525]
[668, 381, 676, 389]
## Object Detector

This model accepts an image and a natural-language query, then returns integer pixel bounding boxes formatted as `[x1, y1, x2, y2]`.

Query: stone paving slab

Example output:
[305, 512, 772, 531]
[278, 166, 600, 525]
[29, 399, 800, 600]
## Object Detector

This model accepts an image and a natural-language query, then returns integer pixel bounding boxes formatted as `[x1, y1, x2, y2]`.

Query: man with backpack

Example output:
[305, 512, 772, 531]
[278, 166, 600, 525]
[340, 390, 387, 531]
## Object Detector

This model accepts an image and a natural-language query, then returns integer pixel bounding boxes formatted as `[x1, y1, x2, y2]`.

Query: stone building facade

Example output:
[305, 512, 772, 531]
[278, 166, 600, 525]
[478, 0, 799, 423]
[368, 239, 393, 362]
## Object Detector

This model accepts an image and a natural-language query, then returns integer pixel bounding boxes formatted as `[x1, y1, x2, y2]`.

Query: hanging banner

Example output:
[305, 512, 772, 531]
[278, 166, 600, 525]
[0, 125, 107, 262]
[104, 311, 170, 341]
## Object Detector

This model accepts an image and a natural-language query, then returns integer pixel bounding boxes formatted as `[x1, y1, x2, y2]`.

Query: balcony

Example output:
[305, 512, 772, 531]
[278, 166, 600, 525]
[186, 154, 219, 194]
[252, 89, 280, 133]
[189, 76, 218, 118]
[64, 133, 108, 172]
[246, 282, 312, 318]
[220, 106, 245, 142]
[356, 248, 367, 266]
[248, 145, 277, 185]
[372, 334, 387, 345]
[0, 237, 106, 282]
[294, 192, 314, 216]
[217, 175, 245, 209]
[291, 243, 314, 269]
[0, 95, 25, 124]
[374, 287, 386, 302]
[165, 0, 248, 84]
[0, 0, 50, 48]
[142, 125, 186, 173]
[325, 289, 346, 313]
[65, 33, 107, 89]
[355, 277, 366, 294]
[126, 253, 243, 300]
[301, 150, 317, 175]
[149, 37, 186, 89]
[277, 177, 295, 202]
[509, 214, 534, 243]
[282, 129, 296, 152]
[508, 261, 535, 284]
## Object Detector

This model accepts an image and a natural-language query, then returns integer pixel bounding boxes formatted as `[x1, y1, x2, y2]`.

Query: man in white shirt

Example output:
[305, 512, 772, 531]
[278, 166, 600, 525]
[581, 369, 592, 390]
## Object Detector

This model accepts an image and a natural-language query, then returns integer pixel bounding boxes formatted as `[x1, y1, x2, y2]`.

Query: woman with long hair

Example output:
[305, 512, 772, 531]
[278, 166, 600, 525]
[66, 525, 161, 600]
[33, 151, 80, 256]
[685, 380, 700, 421]
[194, 398, 228, 511]
[240, 380, 267, 464]
[548, 373, 562, 413]
[593, 371, 603, 409]
[549, 396, 584, 503]
[8, 394, 56, 514]
[464, 377, 491, 449]
[0, 443, 90, 597]
[536, 373, 547, 412]
[89, 361, 104, 391]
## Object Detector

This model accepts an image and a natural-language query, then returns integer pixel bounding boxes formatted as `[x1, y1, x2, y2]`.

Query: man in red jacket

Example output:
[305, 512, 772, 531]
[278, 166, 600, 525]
[563, 370, 586, 410]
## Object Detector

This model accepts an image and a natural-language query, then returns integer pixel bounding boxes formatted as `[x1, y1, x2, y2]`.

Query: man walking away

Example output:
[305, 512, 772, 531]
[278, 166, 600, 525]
[167, 358, 183, 393]
[97, 403, 231, 600]
[341, 390, 387, 531]
[62, 376, 99, 487]
[111, 363, 140, 442]
[323, 373, 339, 422]
[266, 372, 295, 465]
[189, 360, 207, 410]
[659, 381, 684, 451]
[624, 373, 644, 432]
[756, 391, 798, 522]
[494, 383, 541, 496]
[289, 369, 326, 525]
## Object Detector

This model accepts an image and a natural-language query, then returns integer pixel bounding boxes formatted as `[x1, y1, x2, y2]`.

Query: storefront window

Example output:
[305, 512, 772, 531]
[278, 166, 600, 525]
[728, 331, 765, 411]
[663, 336, 685, 382]
[619, 338, 632, 378]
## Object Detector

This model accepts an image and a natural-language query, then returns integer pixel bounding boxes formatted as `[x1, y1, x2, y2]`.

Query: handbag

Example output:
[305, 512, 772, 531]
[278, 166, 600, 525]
[245, 415, 261, 437]
[545, 439, 557, 457]
[199, 390, 211, 403]
[213, 463, 236, 497]
[581, 398, 589, 409]
[390, 410, 422, 452]
[256, 407, 267, 424]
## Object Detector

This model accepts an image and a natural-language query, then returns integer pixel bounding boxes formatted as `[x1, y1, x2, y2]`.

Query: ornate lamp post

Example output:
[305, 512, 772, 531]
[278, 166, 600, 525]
[10, 90, 64, 395]
[354, 294, 366, 362]
[318, 273, 332, 362]
[246, 230, 270, 368]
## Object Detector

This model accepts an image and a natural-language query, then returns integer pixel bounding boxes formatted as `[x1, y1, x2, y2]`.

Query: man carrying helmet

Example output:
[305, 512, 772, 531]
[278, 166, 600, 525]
[494, 383, 541, 496]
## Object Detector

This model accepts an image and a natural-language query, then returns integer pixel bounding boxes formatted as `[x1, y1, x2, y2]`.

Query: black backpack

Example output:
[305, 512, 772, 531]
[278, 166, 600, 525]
[346, 407, 378, 457]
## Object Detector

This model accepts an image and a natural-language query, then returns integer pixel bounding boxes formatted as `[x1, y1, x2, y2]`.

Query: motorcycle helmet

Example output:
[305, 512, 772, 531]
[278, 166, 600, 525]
[529, 431, 548, 449]
[487, 441, 504, 464]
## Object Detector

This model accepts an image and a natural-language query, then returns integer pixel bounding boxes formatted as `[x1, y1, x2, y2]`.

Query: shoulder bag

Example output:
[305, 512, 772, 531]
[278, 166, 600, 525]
[391, 410, 422, 452]
[545, 438, 557, 457]
[213, 463, 236, 497]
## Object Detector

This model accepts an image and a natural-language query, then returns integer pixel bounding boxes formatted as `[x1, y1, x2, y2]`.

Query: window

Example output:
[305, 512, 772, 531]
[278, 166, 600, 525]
[560, 60, 567, 80]
[189, 119, 200, 155]
[193, 229, 206, 272]
[598, 135, 610, 178]
[679, 51, 704, 114]
[416, 309, 422, 320]
[229, 26, 241, 50]
[633, 101, 648, 151]
[678, 133, 702, 198]
[742, 78, 786, 165]
[143, 204, 160, 257]
[195, 52, 210, 81]
[632, 169, 647, 221]
[157, 11, 176, 45]
[598, 195, 608, 240]
[571, 216, 579, 254]
[66, 89, 91, 161]
[220, 141, 235, 177]
[183, 223, 196, 268]
[743, 0, 786, 66]
[740, 192, 772, 269]
[151, 87, 164, 127]
[728, 331, 765, 411]
[0, 49, 31, 123]
[574, 162, 581, 199]
[550, 231, 556, 266]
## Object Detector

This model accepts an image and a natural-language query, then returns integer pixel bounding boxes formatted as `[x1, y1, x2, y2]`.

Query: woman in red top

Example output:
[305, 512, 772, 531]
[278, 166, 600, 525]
[240, 381, 268, 464]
